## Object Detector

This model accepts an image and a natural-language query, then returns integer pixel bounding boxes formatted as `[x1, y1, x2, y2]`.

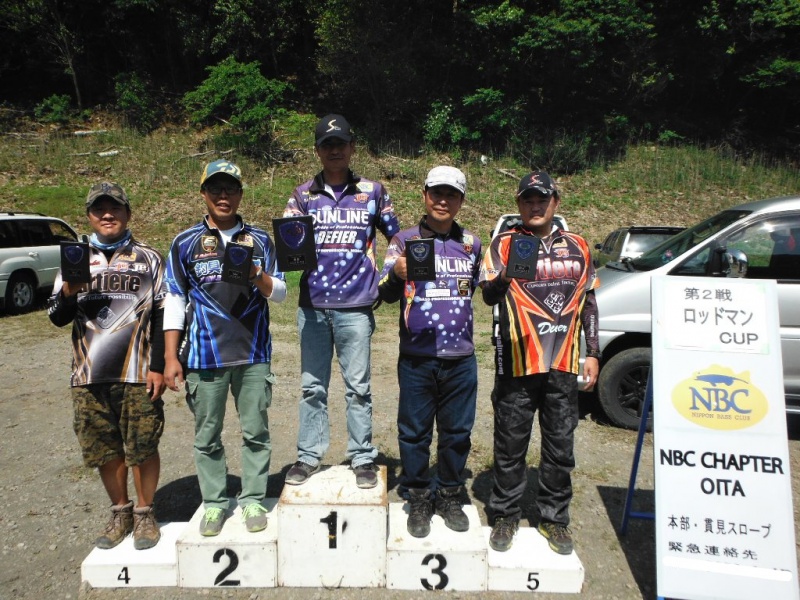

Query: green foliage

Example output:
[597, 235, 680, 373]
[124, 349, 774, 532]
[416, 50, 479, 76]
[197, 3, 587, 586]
[33, 94, 73, 124]
[183, 56, 291, 157]
[114, 72, 159, 132]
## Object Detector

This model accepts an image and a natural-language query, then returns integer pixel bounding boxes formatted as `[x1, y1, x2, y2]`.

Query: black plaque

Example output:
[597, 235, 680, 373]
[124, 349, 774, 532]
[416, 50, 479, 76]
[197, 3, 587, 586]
[272, 216, 317, 272]
[406, 238, 436, 281]
[60, 240, 90, 283]
[221, 242, 254, 286]
[506, 233, 540, 279]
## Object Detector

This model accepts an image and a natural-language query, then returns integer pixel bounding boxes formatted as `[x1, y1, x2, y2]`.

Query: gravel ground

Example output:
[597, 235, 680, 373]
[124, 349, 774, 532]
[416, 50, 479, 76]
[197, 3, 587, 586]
[1, 299, 798, 600]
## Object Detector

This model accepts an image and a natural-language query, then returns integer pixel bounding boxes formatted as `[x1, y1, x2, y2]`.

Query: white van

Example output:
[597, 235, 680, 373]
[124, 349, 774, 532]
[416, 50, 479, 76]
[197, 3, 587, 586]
[586, 196, 800, 430]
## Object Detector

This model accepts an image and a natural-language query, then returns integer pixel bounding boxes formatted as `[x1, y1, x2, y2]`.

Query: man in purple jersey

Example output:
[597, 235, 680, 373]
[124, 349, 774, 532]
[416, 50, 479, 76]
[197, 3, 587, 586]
[283, 114, 400, 489]
[378, 166, 481, 537]
[49, 182, 165, 550]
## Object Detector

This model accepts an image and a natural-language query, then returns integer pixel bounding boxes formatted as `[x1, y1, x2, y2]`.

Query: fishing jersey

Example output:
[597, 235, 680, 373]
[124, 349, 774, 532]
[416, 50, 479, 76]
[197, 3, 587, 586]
[284, 170, 400, 308]
[164, 216, 284, 370]
[479, 226, 599, 378]
[49, 238, 166, 387]
[378, 218, 481, 358]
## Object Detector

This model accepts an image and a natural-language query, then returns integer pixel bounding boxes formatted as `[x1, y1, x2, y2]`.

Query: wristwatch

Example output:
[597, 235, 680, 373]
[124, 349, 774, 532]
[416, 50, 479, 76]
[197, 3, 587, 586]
[249, 265, 263, 283]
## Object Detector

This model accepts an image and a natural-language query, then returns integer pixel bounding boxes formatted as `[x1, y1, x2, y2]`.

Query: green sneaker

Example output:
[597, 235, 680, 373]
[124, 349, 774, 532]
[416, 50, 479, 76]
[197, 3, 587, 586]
[242, 503, 269, 533]
[199, 507, 226, 537]
[537, 521, 574, 555]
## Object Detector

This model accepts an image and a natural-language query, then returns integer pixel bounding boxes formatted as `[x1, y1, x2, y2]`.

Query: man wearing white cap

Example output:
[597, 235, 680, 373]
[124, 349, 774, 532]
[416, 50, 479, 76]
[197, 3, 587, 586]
[378, 166, 482, 537]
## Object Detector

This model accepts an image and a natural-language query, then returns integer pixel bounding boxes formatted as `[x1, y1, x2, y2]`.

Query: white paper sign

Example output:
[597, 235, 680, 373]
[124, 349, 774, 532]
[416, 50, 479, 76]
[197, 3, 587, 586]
[652, 276, 798, 600]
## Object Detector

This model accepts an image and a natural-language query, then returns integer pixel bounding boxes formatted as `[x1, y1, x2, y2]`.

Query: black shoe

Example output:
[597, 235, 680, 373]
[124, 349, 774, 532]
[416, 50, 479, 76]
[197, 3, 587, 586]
[353, 462, 379, 489]
[435, 486, 469, 532]
[538, 521, 574, 555]
[285, 461, 320, 485]
[406, 488, 433, 538]
[489, 517, 519, 552]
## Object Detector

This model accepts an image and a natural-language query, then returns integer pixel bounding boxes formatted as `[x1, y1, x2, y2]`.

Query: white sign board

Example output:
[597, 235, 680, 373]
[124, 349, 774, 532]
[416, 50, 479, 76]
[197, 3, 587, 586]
[652, 276, 798, 600]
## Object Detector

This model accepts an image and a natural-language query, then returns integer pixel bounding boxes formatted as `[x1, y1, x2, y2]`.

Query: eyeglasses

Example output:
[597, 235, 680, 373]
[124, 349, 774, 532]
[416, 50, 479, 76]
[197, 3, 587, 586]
[204, 185, 242, 196]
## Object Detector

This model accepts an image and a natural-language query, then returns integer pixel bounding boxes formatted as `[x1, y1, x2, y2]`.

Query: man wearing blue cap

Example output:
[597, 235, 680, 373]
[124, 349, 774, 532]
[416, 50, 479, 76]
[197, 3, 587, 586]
[164, 160, 286, 536]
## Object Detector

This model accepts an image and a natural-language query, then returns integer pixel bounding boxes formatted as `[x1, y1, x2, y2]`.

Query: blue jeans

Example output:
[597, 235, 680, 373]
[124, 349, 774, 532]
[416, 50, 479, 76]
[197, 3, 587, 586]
[397, 354, 477, 492]
[185, 363, 274, 510]
[296, 307, 377, 467]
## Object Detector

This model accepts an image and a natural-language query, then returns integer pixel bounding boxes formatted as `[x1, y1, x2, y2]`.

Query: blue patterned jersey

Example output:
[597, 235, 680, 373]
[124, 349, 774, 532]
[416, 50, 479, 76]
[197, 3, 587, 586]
[164, 216, 284, 369]
[378, 219, 481, 358]
[284, 170, 400, 308]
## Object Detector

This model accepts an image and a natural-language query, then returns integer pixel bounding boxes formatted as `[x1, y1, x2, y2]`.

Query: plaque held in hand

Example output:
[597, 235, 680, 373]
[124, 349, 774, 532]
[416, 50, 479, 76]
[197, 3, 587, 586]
[222, 242, 253, 286]
[60, 241, 91, 283]
[406, 238, 436, 281]
[272, 216, 317, 272]
[506, 233, 540, 279]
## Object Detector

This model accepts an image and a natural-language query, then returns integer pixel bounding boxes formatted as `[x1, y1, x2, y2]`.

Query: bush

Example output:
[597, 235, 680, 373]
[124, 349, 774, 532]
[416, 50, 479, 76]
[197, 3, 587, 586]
[114, 72, 159, 133]
[34, 94, 73, 124]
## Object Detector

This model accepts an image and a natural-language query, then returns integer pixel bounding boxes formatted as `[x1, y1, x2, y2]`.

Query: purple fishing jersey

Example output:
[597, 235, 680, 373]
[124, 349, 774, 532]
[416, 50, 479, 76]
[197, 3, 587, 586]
[379, 219, 482, 358]
[284, 170, 400, 308]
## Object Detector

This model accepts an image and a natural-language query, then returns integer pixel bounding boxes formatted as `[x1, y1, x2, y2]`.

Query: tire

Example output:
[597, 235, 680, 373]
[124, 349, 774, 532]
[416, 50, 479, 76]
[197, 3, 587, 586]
[5, 272, 36, 315]
[597, 347, 653, 431]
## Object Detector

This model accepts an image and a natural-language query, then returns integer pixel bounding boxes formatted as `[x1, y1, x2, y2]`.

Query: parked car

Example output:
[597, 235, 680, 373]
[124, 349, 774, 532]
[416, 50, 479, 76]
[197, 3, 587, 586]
[0, 212, 79, 314]
[594, 225, 685, 268]
[583, 195, 800, 430]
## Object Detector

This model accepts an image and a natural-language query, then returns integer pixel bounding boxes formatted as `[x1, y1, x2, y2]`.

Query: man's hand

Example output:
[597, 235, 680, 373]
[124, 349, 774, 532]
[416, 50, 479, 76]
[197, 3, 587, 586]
[164, 357, 184, 392]
[582, 357, 600, 391]
[146, 371, 166, 401]
[62, 281, 87, 297]
[392, 255, 408, 281]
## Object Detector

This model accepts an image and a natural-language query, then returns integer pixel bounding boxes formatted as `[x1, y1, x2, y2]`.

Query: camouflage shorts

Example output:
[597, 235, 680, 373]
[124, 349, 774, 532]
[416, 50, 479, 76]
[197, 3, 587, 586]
[72, 383, 164, 468]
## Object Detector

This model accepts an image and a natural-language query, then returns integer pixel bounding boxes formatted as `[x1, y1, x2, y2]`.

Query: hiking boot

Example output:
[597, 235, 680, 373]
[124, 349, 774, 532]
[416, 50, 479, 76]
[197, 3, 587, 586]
[353, 462, 379, 489]
[538, 521, 574, 555]
[95, 501, 134, 549]
[242, 503, 269, 533]
[406, 488, 433, 538]
[199, 507, 227, 537]
[132, 504, 160, 550]
[285, 461, 320, 485]
[489, 517, 519, 552]
[435, 486, 470, 532]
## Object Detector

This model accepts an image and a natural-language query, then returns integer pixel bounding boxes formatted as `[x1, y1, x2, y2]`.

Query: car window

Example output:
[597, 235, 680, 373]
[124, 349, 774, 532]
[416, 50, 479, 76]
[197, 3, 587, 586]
[0, 221, 21, 248]
[626, 232, 678, 256]
[47, 220, 77, 243]
[16, 220, 54, 246]
[612, 231, 626, 255]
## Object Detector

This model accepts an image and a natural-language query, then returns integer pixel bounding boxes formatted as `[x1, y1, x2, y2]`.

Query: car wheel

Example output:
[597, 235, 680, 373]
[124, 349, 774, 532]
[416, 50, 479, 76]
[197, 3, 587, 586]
[598, 347, 653, 431]
[5, 272, 36, 315]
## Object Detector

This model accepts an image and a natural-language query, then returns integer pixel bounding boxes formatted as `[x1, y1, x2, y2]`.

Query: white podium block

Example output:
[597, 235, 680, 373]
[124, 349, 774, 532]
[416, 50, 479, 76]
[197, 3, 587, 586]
[278, 465, 387, 588]
[386, 502, 487, 591]
[177, 498, 278, 588]
[81, 521, 187, 588]
[484, 526, 584, 593]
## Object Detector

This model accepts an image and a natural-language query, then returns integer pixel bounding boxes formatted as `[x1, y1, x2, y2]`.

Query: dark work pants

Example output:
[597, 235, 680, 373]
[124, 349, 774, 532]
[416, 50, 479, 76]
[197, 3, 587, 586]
[489, 370, 579, 525]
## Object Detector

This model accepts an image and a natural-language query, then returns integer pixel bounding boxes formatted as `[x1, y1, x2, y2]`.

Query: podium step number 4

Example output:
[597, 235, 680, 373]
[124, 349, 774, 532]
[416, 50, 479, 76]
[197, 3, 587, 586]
[81, 465, 584, 591]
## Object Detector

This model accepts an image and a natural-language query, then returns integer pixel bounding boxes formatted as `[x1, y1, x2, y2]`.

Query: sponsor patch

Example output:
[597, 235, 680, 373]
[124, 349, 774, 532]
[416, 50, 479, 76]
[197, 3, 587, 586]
[354, 193, 369, 203]
[201, 235, 217, 253]
[356, 182, 374, 192]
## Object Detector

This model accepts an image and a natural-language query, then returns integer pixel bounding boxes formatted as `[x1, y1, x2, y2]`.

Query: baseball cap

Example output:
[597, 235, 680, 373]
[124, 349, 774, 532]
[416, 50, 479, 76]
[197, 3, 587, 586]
[517, 171, 558, 197]
[86, 182, 130, 209]
[424, 166, 467, 196]
[315, 114, 353, 146]
[200, 160, 243, 187]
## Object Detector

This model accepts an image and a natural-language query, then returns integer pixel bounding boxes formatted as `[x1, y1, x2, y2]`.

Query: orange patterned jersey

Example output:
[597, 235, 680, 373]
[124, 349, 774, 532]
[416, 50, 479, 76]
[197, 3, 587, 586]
[479, 228, 598, 377]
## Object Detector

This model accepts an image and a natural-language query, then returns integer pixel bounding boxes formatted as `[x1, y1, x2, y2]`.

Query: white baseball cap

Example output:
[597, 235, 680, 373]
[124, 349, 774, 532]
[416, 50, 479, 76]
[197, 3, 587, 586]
[424, 166, 467, 196]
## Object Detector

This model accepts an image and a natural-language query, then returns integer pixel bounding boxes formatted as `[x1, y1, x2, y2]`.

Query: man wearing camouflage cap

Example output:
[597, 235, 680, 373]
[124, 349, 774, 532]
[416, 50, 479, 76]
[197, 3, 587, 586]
[49, 182, 166, 550]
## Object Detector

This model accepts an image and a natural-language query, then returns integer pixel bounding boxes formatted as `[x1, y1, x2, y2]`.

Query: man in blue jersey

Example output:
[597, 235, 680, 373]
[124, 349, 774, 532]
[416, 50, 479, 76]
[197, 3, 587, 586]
[283, 114, 400, 489]
[378, 166, 481, 537]
[164, 160, 286, 536]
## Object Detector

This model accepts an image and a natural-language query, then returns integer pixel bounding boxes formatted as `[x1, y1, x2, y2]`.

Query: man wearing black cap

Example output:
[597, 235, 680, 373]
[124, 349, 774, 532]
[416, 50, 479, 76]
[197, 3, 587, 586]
[283, 114, 400, 489]
[49, 182, 166, 550]
[479, 171, 601, 555]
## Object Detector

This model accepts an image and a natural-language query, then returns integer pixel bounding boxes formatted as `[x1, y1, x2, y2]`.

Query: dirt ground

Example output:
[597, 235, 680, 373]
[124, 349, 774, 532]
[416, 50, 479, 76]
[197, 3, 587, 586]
[1, 296, 799, 600]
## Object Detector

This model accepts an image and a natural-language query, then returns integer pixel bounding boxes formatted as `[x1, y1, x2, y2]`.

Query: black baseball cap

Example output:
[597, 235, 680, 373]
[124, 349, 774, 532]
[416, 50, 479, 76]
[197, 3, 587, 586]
[517, 171, 558, 197]
[315, 114, 353, 146]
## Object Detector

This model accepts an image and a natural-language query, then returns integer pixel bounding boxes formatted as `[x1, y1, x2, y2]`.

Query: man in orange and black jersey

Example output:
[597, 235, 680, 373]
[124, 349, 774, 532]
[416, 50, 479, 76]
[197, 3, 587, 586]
[478, 171, 600, 556]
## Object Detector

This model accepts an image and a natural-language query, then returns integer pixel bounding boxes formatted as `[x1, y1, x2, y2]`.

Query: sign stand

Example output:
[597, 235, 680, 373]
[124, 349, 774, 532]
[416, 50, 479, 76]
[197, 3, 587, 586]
[620, 372, 655, 536]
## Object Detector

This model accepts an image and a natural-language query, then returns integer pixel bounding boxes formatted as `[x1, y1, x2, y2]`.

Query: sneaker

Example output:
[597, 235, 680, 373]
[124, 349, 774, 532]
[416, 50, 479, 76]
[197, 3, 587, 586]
[435, 486, 470, 532]
[489, 517, 519, 552]
[95, 501, 134, 549]
[406, 488, 433, 538]
[199, 507, 226, 537]
[538, 521, 574, 555]
[242, 503, 269, 533]
[285, 461, 320, 485]
[132, 504, 161, 550]
[353, 462, 379, 489]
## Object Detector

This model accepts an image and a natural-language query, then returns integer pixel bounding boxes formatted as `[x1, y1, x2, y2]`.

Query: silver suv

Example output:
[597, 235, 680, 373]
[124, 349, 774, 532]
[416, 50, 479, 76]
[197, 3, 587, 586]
[0, 212, 79, 314]
[585, 196, 800, 429]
